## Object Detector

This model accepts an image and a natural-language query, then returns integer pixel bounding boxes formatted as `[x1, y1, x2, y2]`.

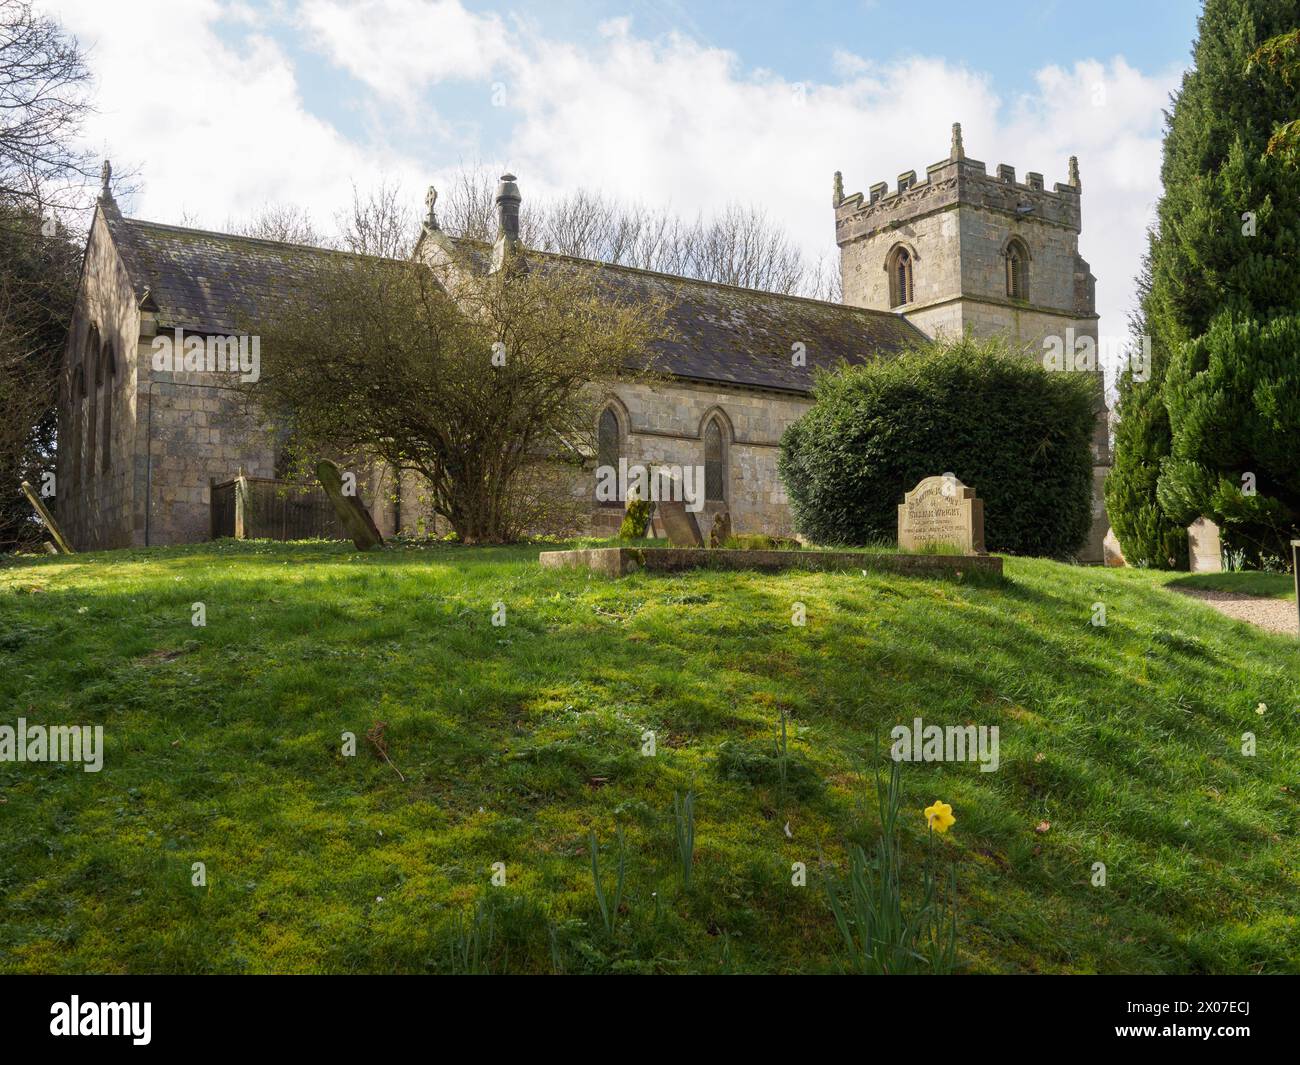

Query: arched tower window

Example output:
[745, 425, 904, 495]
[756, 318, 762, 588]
[887, 245, 914, 308]
[596, 405, 621, 505]
[704, 418, 725, 503]
[1006, 238, 1030, 300]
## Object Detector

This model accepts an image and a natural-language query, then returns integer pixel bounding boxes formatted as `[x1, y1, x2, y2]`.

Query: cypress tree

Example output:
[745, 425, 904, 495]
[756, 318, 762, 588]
[1107, 0, 1300, 567]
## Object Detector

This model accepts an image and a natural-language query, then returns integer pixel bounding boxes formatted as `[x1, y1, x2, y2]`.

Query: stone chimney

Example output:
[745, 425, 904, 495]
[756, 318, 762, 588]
[490, 172, 524, 273]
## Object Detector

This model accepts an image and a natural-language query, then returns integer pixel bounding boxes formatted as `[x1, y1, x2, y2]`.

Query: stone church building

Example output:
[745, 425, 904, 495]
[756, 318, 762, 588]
[55, 125, 1109, 560]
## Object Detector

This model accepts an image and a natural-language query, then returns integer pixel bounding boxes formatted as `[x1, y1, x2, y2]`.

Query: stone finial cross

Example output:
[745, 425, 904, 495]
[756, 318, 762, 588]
[424, 185, 439, 229]
[950, 122, 965, 162]
[100, 159, 112, 197]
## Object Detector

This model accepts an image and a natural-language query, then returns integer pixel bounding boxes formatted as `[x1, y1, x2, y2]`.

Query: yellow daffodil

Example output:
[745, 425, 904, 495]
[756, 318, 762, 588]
[924, 801, 955, 834]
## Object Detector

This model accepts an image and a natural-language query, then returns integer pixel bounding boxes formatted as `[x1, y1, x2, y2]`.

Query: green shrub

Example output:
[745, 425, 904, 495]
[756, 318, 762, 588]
[778, 337, 1096, 557]
[619, 497, 653, 539]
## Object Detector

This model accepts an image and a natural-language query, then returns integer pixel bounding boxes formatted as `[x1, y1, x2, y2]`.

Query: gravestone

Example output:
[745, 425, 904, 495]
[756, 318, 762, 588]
[1102, 528, 1126, 567]
[897, 474, 985, 554]
[20, 480, 74, 554]
[316, 459, 383, 551]
[1187, 517, 1222, 573]
[709, 510, 732, 549]
[656, 499, 704, 547]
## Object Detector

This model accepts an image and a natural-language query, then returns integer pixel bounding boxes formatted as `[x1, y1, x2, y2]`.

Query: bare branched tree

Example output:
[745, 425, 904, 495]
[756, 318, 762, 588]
[336, 177, 416, 259]
[0, 0, 95, 206]
[254, 250, 668, 542]
[433, 165, 834, 298]
[231, 202, 324, 246]
[0, 197, 79, 549]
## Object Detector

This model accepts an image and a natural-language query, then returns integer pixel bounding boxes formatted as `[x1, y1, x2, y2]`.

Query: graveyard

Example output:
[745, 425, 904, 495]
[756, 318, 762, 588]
[2, 536, 1298, 974]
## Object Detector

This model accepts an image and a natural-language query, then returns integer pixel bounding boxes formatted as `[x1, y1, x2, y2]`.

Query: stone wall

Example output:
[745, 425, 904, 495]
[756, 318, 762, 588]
[586, 378, 811, 537]
[131, 308, 279, 546]
[56, 206, 141, 549]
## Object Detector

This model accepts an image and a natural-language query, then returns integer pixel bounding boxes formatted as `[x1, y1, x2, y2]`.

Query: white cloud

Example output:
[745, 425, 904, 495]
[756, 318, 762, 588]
[298, 0, 514, 98]
[53, 0, 1181, 358]
[54, 0, 428, 230]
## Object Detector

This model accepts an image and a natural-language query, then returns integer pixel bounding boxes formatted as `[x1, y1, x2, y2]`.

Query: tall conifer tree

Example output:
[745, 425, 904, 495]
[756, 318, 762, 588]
[1107, 0, 1300, 567]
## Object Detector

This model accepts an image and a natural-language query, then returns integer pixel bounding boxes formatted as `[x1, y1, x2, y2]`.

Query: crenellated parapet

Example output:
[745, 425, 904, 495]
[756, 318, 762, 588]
[834, 124, 1082, 248]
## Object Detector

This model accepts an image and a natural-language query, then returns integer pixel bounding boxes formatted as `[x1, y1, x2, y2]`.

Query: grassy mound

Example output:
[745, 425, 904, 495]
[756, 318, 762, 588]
[1, 539, 1297, 973]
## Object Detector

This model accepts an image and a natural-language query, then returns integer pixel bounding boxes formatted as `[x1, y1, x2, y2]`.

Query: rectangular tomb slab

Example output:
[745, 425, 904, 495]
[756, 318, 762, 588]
[539, 547, 1002, 578]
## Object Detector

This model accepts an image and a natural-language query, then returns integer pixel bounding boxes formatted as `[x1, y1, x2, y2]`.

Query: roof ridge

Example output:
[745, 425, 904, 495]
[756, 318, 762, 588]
[449, 235, 908, 318]
[118, 218, 912, 320]
[120, 217, 405, 263]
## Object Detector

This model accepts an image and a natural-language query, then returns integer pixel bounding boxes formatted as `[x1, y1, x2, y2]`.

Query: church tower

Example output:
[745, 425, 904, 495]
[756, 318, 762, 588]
[834, 123, 1098, 349]
[832, 124, 1109, 562]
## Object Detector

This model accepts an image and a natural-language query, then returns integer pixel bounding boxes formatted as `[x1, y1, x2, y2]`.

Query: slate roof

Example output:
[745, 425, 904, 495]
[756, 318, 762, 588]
[104, 204, 926, 395]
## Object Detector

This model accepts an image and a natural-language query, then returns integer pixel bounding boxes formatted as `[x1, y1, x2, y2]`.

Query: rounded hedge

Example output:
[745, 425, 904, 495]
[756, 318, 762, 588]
[777, 338, 1098, 557]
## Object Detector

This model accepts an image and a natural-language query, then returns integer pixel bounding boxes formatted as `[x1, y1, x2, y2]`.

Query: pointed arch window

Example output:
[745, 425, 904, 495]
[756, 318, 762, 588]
[704, 418, 725, 503]
[888, 245, 914, 308]
[84, 355, 97, 481]
[1006, 238, 1030, 300]
[100, 342, 116, 473]
[69, 364, 86, 499]
[596, 405, 621, 505]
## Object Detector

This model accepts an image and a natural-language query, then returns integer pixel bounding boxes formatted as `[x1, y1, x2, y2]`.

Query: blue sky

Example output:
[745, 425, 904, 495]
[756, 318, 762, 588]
[57, 0, 1204, 356]
[208, 0, 1200, 167]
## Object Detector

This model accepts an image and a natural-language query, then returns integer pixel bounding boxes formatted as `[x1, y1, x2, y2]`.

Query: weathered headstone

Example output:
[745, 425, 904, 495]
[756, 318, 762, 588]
[897, 474, 985, 554]
[20, 480, 74, 554]
[656, 499, 704, 547]
[1102, 528, 1126, 567]
[709, 510, 732, 549]
[316, 459, 384, 550]
[1187, 517, 1222, 573]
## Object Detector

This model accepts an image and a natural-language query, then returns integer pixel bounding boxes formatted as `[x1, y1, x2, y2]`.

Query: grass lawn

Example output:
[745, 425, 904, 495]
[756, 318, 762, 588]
[2, 539, 1298, 974]
[1168, 571, 1297, 601]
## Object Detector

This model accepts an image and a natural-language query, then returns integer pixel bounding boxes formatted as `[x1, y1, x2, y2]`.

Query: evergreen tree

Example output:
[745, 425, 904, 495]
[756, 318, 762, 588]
[1107, 0, 1300, 567]
[1106, 253, 1186, 567]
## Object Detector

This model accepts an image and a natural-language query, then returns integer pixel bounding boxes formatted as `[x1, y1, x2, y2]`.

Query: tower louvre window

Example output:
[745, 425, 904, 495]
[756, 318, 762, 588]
[888, 246, 914, 308]
[1006, 239, 1029, 300]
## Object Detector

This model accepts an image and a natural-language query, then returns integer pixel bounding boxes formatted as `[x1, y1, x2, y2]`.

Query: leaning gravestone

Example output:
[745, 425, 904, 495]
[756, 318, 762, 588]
[1187, 517, 1223, 573]
[20, 480, 75, 554]
[897, 474, 985, 554]
[316, 459, 384, 551]
[657, 499, 704, 547]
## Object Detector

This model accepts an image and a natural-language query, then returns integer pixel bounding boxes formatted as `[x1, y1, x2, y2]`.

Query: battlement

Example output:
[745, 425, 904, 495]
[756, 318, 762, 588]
[832, 123, 1082, 246]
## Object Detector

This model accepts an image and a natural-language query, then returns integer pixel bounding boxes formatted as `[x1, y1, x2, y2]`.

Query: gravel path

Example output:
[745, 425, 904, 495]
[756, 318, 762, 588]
[1171, 586, 1298, 636]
